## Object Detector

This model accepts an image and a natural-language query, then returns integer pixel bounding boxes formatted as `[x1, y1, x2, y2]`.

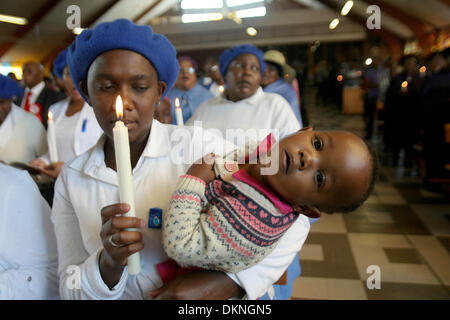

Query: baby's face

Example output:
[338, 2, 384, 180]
[261, 129, 372, 212]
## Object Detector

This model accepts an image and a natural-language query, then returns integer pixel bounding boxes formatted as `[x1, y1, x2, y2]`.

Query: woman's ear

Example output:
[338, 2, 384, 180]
[158, 81, 167, 102]
[79, 80, 90, 104]
[294, 205, 321, 218]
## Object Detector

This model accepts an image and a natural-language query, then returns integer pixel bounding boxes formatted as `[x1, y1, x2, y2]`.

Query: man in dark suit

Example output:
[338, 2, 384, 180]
[18, 61, 65, 129]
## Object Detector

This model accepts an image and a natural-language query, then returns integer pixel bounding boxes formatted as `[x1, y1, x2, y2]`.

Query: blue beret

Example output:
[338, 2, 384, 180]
[219, 44, 266, 78]
[67, 19, 179, 101]
[0, 74, 23, 99]
[53, 48, 68, 80]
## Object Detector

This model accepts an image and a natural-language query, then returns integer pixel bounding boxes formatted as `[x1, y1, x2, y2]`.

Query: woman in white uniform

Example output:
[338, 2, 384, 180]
[52, 19, 309, 300]
[0, 163, 59, 299]
[29, 49, 103, 178]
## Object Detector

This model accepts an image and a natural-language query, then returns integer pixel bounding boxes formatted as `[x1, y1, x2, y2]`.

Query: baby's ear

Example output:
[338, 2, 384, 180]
[295, 205, 321, 218]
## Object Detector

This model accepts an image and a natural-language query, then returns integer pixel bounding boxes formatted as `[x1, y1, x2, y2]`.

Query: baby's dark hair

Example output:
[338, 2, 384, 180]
[323, 138, 379, 214]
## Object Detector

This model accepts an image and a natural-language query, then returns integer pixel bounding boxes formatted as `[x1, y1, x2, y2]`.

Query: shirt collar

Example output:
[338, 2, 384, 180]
[232, 169, 293, 215]
[223, 86, 264, 105]
[28, 81, 45, 97]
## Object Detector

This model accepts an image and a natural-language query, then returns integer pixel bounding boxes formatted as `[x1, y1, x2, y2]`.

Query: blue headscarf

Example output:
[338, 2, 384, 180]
[52, 48, 68, 80]
[219, 44, 266, 78]
[0, 74, 23, 99]
[67, 19, 180, 101]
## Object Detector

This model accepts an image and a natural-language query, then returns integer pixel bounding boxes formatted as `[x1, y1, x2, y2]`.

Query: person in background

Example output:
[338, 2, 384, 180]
[0, 74, 47, 164]
[29, 48, 103, 179]
[154, 96, 173, 124]
[167, 56, 213, 124]
[383, 55, 422, 168]
[202, 56, 226, 97]
[261, 50, 302, 125]
[0, 163, 59, 300]
[188, 44, 301, 141]
[18, 61, 65, 128]
[362, 48, 384, 140]
[421, 50, 450, 186]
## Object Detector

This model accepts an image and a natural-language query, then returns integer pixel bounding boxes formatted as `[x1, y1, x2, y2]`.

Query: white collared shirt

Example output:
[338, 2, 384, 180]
[21, 81, 45, 108]
[52, 120, 309, 300]
[0, 104, 48, 163]
[0, 164, 59, 300]
[39, 98, 103, 164]
[187, 87, 301, 142]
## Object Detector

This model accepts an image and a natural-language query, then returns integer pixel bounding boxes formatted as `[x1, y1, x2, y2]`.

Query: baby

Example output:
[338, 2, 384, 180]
[162, 127, 377, 275]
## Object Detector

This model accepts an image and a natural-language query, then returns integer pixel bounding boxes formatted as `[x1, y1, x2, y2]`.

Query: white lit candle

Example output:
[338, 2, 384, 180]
[47, 111, 58, 163]
[174, 97, 184, 126]
[113, 95, 141, 275]
[218, 85, 225, 95]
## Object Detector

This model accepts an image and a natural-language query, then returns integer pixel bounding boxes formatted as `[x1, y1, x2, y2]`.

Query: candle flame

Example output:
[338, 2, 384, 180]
[218, 85, 224, 94]
[401, 81, 408, 88]
[419, 66, 426, 73]
[175, 97, 180, 108]
[48, 111, 53, 120]
[115, 95, 123, 119]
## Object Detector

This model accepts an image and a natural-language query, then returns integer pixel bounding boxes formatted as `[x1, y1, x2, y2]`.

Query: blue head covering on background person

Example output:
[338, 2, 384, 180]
[66, 19, 180, 102]
[52, 48, 68, 80]
[0, 74, 23, 99]
[219, 44, 266, 78]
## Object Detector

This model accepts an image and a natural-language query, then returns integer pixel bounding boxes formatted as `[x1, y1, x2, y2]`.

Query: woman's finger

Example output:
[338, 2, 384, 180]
[100, 203, 130, 224]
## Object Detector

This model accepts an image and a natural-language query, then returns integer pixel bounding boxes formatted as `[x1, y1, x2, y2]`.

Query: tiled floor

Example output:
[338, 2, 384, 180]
[290, 89, 450, 300]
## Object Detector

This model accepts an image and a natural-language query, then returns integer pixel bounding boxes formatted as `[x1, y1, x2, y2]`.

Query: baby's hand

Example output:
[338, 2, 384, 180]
[186, 153, 216, 184]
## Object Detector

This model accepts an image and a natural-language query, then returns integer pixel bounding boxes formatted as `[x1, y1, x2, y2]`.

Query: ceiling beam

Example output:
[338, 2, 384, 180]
[0, 0, 61, 58]
[368, 0, 435, 55]
[41, 0, 121, 70]
[133, 0, 162, 23]
[315, 0, 404, 60]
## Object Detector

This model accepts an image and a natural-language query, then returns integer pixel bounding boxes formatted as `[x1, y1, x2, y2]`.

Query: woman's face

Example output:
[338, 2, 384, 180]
[175, 60, 197, 92]
[225, 53, 261, 102]
[63, 66, 82, 100]
[81, 49, 166, 144]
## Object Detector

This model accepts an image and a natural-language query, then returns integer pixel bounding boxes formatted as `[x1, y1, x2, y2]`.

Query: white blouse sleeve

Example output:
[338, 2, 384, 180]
[226, 215, 310, 300]
[51, 168, 128, 300]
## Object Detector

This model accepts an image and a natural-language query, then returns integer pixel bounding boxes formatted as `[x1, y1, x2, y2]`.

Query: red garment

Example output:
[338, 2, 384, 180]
[23, 91, 43, 123]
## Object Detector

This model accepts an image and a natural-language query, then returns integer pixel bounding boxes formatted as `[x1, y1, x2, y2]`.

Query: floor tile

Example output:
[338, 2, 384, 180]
[411, 204, 450, 236]
[300, 233, 360, 279]
[309, 213, 347, 234]
[348, 233, 441, 285]
[383, 248, 422, 264]
[363, 281, 450, 300]
[407, 235, 450, 286]
[300, 244, 324, 261]
[291, 277, 368, 300]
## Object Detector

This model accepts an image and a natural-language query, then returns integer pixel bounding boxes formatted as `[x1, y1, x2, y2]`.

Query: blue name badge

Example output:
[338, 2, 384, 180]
[148, 207, 163, 229]
[81, 119, 87, 132]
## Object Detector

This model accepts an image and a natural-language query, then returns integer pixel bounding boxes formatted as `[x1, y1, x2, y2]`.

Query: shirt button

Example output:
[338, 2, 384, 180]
[27, 276, 32, 282]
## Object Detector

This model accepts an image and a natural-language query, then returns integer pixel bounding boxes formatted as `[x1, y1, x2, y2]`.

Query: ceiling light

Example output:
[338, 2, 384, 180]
[235, 6, 266, 18]
[246, 27, 258, 36]
[181, 13, 224, 23]
[181, 0, 223, 10]
[341, 1, 354, 16]
[365, 58, 373, 65]
[226, 0, 264, 7]
[329, 18, 339, 30]
[72, 27, 85, 35]
[0, 14, 28, 25]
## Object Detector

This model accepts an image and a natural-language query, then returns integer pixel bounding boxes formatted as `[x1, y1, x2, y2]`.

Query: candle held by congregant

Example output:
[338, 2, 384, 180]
[174, 97, 184, 126]
[47, 111, 58, 163]
[113, 95, 141, 275]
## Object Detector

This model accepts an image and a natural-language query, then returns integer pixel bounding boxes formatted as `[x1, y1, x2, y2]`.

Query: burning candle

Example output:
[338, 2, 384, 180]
[174, 97, 184, 126]
[401, 81, 408, 93]
[47, 111, 58, 163]
[218, 85, 225, 94]
[113, 95, 141, 275]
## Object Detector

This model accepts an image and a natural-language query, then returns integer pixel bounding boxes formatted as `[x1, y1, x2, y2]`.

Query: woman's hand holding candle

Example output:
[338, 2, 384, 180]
[99, 203, 146, 289]
[112, 95, 141, 275]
